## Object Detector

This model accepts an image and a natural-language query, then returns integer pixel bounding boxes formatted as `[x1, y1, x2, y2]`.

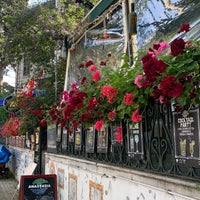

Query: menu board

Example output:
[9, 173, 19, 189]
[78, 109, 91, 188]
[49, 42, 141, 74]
[19, 174, 57, 200]
[173, 107, 200, 167]
[127, 122, 144, 160]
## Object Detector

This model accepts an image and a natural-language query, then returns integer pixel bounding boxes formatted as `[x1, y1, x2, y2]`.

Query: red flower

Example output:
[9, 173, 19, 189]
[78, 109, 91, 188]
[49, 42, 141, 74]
[79, 63, 85, 68]
[108, 111, 116, 121]
[101, 85, 118, 104]
[89, 65, 98, 72]
[33, 109, 43, 117]
[131, 110, 142, 123]
[40, 119, 47, 127]
[107, 53, 112, 57]
[123, 93, 135, 105]
[81, 77, 87, 85]
[115, 126, 122, 142]
[178, 24, 190, 33]
[100, 61, 106, 66]
[87, 97, 99, 110]
[141, 52, 155, 64]
[85, 60, 94, 67]
[95, 120, 103, 131]
[60, 91, 68, 101]
[73, 121, 78, 129]
[92, 70, 101, 82]
[160, 75, 184, 98]
[170, 38, 185, 56]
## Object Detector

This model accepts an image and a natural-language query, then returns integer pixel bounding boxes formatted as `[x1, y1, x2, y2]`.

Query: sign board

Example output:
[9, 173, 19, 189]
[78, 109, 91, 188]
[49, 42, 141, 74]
[47, 123, 57, 153]
[127, 122, 144, 160]
[19, 174, 57, 200]
[173, 107, 200, 167]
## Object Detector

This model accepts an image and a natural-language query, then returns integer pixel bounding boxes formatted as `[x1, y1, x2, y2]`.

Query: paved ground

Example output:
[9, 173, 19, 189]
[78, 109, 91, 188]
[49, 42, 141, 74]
[0, 177, 19, 200]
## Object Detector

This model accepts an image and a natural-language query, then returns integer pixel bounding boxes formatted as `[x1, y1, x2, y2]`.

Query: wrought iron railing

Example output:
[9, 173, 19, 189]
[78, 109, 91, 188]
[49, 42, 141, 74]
[53, 103, 200, 181]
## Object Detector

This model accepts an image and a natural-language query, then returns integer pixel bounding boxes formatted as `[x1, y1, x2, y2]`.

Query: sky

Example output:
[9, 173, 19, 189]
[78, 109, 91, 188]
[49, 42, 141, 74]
[28, 0, 49, 7]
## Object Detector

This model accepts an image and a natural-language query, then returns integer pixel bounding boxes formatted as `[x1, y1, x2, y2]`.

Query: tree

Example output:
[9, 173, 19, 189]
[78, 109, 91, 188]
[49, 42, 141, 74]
[0, 0, 98, 73]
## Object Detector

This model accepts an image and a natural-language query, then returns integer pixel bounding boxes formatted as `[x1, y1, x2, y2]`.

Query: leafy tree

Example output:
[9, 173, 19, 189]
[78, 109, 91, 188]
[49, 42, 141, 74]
[0, 0, 99, 136]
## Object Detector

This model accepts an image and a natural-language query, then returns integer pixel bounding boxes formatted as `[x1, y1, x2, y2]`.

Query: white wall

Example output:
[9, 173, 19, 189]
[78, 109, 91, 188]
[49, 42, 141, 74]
[8, 146, 35, 182]
[45, 153, 199, 200]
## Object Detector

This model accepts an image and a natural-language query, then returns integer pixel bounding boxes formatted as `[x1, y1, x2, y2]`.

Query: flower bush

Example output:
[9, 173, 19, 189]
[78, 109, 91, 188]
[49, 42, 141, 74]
[49, 56, 147, 131]
[0, 78, 55, 137]
[139, 24, 200, 108]
[0, 117, 23, 138]
[49, 24, 199, 131]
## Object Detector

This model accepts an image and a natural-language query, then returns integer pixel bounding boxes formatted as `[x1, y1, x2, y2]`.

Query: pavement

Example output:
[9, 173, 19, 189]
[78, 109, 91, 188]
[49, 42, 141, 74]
[0, 176, 19, 200]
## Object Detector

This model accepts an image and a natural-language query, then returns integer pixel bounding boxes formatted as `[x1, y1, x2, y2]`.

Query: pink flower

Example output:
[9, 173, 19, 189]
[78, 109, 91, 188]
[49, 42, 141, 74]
[71, 82, 78, 89]
[123, 93, 135, 105]
[92, 70, 101, 82]
[95, 120, 103, 131]
[89, 65, 98, 72]
[153, 42, 170, 55]
[159, 95, 164, 104]
[131, 110, 142, 123]
[108, 111, 116, 121]
[134, 75, 143, 88]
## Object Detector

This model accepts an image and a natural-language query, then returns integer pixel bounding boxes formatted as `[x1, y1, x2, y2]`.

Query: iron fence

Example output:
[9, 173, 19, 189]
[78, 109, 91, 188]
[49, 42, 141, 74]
[54, 103, 200, 181]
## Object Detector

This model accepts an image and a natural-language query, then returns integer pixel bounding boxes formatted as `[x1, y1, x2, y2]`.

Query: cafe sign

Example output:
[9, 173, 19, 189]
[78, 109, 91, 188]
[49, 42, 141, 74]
[173, 107, 200, 167]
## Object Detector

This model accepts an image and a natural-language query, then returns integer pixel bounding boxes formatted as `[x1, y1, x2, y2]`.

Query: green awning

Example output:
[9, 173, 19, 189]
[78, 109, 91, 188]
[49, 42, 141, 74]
[85, 0, 118, 22]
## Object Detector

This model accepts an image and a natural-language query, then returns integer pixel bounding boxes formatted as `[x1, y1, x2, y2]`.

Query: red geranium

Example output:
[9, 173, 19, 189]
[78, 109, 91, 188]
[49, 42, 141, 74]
[108, 111, 116, 121]
[95, 120, 103, 131]
[101, 85, 118, 104]
[170, 38, 185, 56]
[160, 75, 184, 99]
[131, 110, 142, 123]
[92, 70, 101, 82]
[123, 93, 135, 105]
